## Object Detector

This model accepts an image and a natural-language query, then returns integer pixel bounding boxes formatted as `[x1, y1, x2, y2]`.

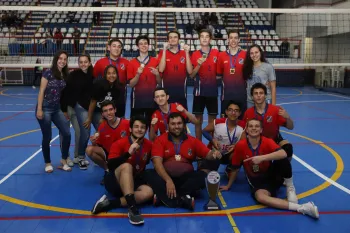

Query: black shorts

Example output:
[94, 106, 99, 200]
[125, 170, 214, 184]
[221, 99, 247, 118]
[168, 96, 188, 110]
[275, 131, 285, 144]
[104, 171, 147, 198]
[192, 96, 218, 116]
[197, 153, 231, 171]
[248, 163, 284, 198]
[115, 102, 126, 118]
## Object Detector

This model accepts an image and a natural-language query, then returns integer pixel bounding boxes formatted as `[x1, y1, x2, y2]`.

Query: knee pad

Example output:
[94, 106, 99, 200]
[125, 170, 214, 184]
[281, 143, 293, 158]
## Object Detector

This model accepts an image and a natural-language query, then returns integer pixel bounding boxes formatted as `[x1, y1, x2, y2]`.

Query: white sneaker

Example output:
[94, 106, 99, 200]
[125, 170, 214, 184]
[287, 186, 298, 204]
[297, 202, 319, 219]
[73, 157, 89, 165]
[32, 85, 36, 89]
[66, 158, 74, 167]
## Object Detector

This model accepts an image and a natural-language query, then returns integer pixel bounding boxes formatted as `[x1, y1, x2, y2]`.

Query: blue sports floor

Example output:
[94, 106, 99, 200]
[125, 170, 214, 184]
[0, 86, 350, 233]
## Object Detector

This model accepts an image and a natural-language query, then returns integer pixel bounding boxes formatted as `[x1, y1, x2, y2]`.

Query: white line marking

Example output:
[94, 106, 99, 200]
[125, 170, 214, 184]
[293, 154, 350, 195]
[326, 93, 350, 100]
[278, 100, 350, 105]
[0, 135, 60, 185]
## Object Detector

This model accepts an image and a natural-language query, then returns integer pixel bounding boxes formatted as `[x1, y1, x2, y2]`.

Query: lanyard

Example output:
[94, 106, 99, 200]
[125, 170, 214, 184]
[108, 57, 119, 69]
[226, 120, 237, 145]
[139, 55, 149, 65]
[228, 49, 240, 69]
[200, 47, 211, 58]
[173, 140, 183, 155]
[160, 104, 170, 131]
[254, 104, 269, 121]
[128, 136, 143, 166]
[247, 139, 262, 157]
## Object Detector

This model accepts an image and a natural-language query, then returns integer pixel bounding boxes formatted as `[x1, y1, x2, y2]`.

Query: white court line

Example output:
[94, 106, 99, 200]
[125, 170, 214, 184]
[293, 154, 350, 195]
[0, 135, 60, 185]
[326, 93, 350, 100]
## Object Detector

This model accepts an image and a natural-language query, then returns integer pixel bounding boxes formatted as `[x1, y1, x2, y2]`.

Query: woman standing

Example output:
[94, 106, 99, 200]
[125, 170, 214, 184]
[61, 54, 94, 170]
[36, 50, 71, 173]
[32, 58, 43, 89]
[243, 44, 277, 108]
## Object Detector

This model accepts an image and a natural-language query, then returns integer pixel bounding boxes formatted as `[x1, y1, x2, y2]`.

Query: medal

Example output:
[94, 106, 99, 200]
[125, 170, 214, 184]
[202, 53, 208, 59]
[228, 49, 240, 75]
[140, 63, 145, 68]
[230, 68, 235, 74]
[252, 164, 260, 173]
[175, 154, 181, 161]
[173, 137, 183, 162]
[136, 164, 140, 170]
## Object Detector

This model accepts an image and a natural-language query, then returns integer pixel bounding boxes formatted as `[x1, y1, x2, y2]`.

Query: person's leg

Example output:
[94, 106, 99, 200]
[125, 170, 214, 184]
[254, 189, 319, 219]
[52, 108, 71, 163]
[91, 111, 102, 131]
[206, 96, 218, 136]
[192, 96, 205, 140]
[68, 106, 80, 160]
[36, 106, 53, 171]
[178, 170, 207, 197]
[86, 146, 108, 170]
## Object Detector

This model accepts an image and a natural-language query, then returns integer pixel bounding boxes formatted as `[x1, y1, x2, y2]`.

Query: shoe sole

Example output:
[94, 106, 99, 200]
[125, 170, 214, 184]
[311, 202, 320, 219]
[91, 195, 107, 214]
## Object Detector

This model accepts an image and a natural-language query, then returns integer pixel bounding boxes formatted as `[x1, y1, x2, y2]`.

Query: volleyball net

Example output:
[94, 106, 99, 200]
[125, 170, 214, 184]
[0, 4, 349, 87]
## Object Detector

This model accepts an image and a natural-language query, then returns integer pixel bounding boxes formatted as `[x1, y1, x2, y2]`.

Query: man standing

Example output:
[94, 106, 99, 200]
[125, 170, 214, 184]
[93, 39, 129, 117]
[91, 115, 153, 225]
[217, 29, 247, 117]
[190, 29, 220, 139]
[127, 35, 162, 121]
[146, 112, 222, 210]
[158, 31, 193, 109]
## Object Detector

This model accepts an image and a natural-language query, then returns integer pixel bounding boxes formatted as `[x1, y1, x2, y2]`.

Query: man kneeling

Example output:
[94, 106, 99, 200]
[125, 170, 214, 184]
[220, 118, 319, 219]
[91, 115, 153, 225]
[146, 112, 222, 210]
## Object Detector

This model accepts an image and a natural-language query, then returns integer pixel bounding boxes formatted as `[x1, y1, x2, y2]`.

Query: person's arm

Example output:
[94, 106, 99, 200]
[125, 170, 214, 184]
[270, 80, 276, 105]
[202, 121, 220, 150]
[189, 57, 206, 79]
[128, 66, 143, 88]
[175, 104, 199, 125]
[149, 115, 158, 142]
[153, 157, 177, 199]
[220, 168, 239, 191]
[108, 138, 140, 171]
[149, 67, 162, 85]
[83, 99, 97, 129]
[244, 148, 286, 165]
[184, 45, 193, 75]
[278, 107, 294, 130]
[36, 76, 48, 120]
[158, 46, 167, 73]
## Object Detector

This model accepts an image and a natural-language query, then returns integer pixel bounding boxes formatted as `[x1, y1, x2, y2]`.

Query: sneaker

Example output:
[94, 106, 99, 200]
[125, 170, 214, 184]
[66, 158, 74, 167]
[297, 202, 319, 219]
[73, 157, 80, 164]
[78, 159, 88, 170]
[91, 195, 111, 214]
[180, 195, 195, 211]
[128, 206, 144, 225]
[153, 194, 162, 207]
[287, 186, 298, 204]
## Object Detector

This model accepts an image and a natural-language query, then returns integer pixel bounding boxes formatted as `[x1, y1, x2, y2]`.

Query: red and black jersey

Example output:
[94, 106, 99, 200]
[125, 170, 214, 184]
[108, 137, 152, 175]
[95, 118, 130, 153]
[216, 50, 247, 101]
[127, 57, 159, 109]
[191, 49, 219, 97]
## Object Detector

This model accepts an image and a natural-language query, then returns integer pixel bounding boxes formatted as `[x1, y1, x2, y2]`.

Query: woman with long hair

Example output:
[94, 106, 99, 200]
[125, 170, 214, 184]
[36, 50, 71, 173]
[243, 44, 277, 108]
[61, 53, 94, 170]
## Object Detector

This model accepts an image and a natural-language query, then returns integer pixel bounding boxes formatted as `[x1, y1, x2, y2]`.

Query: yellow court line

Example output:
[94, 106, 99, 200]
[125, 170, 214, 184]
[226, 212, 241, 233]
[0, 129, 344, 218]
[218, 191, 227, 208]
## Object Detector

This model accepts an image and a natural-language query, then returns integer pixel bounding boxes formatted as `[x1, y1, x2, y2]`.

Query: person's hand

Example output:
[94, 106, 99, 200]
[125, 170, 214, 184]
[212, 150, 222, 160]
[83, 118, 91, 129]
[183, 44, 190, 52]
[166, 180, 177, 199]
[278, 107, 290, 119]
[244, 156, 265, 165]
[197, 57, 206, 66]
[219, 185, 230, 191]
[151, 117, 158, 126]
[137, 66, 144, 75]
[212, 139, 220, 150]
[90, 133, 99, 144]
[176, 104, 185, 113]
[163, 42, 169, 50]
[128, 138, 140, 154]
[149, 67, 159, 75]
[226, 145, 235, 154]
[36, 109, 44, 120]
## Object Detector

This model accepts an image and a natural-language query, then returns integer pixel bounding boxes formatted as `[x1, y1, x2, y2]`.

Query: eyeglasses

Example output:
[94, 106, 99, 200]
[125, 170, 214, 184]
[226, 109, 240, 113]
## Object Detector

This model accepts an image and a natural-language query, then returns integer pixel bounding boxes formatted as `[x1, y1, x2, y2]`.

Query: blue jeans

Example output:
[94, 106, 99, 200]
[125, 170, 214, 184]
[36, 101, 71, 163]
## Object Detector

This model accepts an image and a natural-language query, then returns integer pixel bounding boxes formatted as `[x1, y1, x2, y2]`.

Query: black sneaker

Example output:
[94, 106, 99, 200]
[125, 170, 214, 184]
[128, 206, 144, 225]
[78, 159, 88, 170]
[153, 194, 162, 207]
[91, 195, 111, 214]
[180, 195, 195, 211]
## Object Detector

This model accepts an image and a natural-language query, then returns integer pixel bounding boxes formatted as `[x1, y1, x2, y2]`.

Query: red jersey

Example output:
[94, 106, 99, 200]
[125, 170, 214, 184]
[152, 133, 210, 163]
[93, 57, 129, 84]
[108, 137, 152, 175]
[191, 49, 219, 97]
[158, 49, 187, 99]
[151, 103, 188, 135]
[242, 104, 286, 141]
[127, 57, 159, 109]
[95, 118, 130, 153]
[231, 136, 281, 179]
[217, 49, 247, 101]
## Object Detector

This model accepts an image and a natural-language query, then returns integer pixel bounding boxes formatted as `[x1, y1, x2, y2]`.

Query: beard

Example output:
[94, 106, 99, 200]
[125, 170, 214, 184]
[169, 128, 185, 138]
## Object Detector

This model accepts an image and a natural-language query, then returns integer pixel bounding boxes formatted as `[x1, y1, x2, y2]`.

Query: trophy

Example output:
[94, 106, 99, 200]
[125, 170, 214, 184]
[204, 171, 221, 210]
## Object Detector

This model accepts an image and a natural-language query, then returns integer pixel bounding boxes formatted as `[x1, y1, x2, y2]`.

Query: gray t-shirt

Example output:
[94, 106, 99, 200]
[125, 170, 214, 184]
[247, 62, 276, 102]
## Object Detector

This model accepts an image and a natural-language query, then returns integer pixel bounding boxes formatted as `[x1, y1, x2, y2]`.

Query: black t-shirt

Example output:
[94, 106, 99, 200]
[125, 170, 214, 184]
[92, 78, 120, 112]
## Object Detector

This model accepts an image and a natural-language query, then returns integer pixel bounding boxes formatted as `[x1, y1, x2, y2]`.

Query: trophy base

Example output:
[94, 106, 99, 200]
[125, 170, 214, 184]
[204, 199, 221, 211]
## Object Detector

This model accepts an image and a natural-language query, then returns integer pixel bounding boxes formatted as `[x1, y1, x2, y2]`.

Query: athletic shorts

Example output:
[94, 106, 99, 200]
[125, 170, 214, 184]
[168, 96, 188, 110]
[248, 163, 284, 198]
[197, 153, 231, 171]
[192, 96, 218, 116]
[104, 170, 147, 198]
